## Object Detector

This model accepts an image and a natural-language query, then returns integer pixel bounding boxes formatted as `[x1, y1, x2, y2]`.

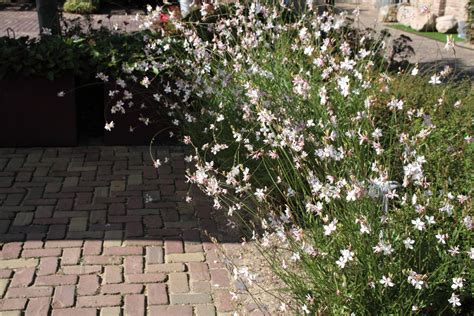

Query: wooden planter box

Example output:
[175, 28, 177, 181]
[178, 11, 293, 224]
[0, 76, 77, 147]
[103, 83, 175, 146]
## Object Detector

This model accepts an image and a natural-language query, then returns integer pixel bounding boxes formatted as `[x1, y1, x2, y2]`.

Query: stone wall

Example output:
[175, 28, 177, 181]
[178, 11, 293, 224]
[389, 0, 468, 20]
[445, 0, 469, 21]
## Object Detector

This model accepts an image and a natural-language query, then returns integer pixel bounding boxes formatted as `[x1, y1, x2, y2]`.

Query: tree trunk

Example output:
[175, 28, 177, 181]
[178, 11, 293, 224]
[36, 0, 60, 35]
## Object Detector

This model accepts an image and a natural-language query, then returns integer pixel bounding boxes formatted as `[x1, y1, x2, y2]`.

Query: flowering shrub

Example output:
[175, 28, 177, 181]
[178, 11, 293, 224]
[110, 1, 473, 313]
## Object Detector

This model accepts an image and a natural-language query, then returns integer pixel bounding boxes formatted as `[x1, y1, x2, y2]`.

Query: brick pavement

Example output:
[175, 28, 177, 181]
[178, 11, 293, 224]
[0, 11, 140, 37]
[0, 146, 236, 315]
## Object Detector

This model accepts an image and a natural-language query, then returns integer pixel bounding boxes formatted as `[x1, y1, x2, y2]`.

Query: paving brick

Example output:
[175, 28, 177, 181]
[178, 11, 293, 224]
[0, 243, 22, 260]
[0, 270, 13, 279]
[0, 279, 8, 298]
[83, 256, 121, 265]
[188, 262, 210, 281]
[145, 247, 163, 264]
[12, 212, 34, 226]
[103, 246, 142, 256]
[78, 275, 100, 296]
[103, 266, 123, 284]
[69, 217, 88, 232]
[51, 308, 97, 316]
[195, 304, 216, 316]
[83, 241, 102, 255]
[147, 283, 168, 305]
[62, 265, 102, 275]
[124, 256, 143, 275]
[191, 280, 211, 293]
[165, 253, 205, 263]
[56, 199, 74, 211]
[164, 240, 183, 255]
[108, 203, 125, 215]
[101, 284, 143, 295]
[77, 295, 121, 308]
[23, 241, 43, 249]
[52, 285, 75, 308]
[22, 249, 61, 258]
[210, 269, 230, 288]
[37, 257, 59, 276]
[110, 180, 125, 192]
[67, 231, 104, 239]
[214, 290, 234, 312]
[125, 273, 166, 283]
[35, 275, 77, 286]
[143, 215, 162, 228]
[25, 296, 50, 316]
[124, 294, 145, 316]
[0, 258, 38, 269]
[63, 177, 79, 188]
[61, 248, 81, 265]
[44, 241, 83, 249]
[0, 298, 27, 311]
[123, 240, 162, 247]
[126, 222, 143, 238]
[103, 231, 122, 248]
[168, 273, 189, 294]
[170, 293, 212, 304]
[90, 210, 106, 224]
[100, 307, 121, 316]
[146, 263, 185, 273]
[0, 311, 22, 316]
[149, 305, 193, 316]
[6, 287, 53, 298]
[10, 267, 35, 287]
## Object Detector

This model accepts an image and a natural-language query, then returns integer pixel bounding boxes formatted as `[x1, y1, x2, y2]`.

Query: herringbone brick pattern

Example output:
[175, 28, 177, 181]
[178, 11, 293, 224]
[0, 146, 235, 315]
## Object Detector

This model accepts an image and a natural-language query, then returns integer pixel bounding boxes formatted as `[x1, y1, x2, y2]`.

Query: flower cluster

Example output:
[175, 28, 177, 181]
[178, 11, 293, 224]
[110, 1, 472, 313]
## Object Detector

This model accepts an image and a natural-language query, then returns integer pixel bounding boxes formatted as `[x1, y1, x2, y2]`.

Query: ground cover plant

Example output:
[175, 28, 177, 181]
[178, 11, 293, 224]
[101, 1, 473, 313]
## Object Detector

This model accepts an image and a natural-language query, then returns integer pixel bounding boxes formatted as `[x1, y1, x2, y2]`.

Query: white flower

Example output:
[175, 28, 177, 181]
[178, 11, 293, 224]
[380, 275, 394, 287]
[301, 304, 310, 314]
[448, 246, 460, 256]
[425, 215, 436, 225]
[435, 233, 448, 244]
[429, 74, 441, 85]
[411, 66, 419, 76]
[407, 271, 425, 289]
[323, 219, 337, 236]
[463, 216, 472, 230]
[468, 247, 474, 260]
[96, 72, 109, 82]
[373, 240, 394, 255]
[153, 159, 161, 168]
[411, 218, 425, 231]
[255, 188, 266, 201]
[104, 121, 115, 131]
[404, 237, 415, 250]
[451, 277, 463, 290]
[336, 248, 354, 269]
[290, 252, 300, 262]
[448, 292, 461, 307]
[337, 76, 350, 97]
[57, 91, 65, 97]
[41, 27, 52, 35]
[445, 35, 455, 52]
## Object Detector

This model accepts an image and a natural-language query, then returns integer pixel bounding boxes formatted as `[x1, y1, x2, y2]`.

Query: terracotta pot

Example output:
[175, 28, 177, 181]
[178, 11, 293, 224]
[0, 75, 77, 147]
